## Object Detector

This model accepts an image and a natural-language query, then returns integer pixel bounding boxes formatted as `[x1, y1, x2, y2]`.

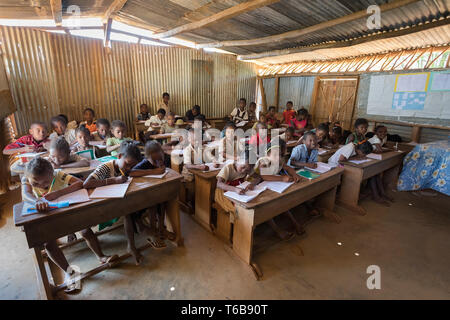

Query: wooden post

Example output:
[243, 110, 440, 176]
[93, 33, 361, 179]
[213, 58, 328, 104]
[258, 78, 268, 113]
[411, 126, 421, 143]
[274, 77, 280, 111]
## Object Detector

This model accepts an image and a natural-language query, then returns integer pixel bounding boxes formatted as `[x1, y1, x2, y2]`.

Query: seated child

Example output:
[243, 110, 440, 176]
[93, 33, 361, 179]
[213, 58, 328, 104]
[346, 118, 368, 145]
[83, 141, 143, 263]
[130, 141, 174, 249]
[230, 98, 249, 124]
[22, 157, 117, 293]
[218, 122, 244, 162]
[49, 115, 77, 146]
[288, 131, 318, 169]
[368, 125, 388, 153]
[160, 112, 178, 134]
[146, 108, 166, 132]
[137, 103, 151, 121]
[282, 101, 296, 125]
[91, 118, 111, 142]
[247, 102, 257, 122]
[182, 128, 211, 182]
[80, 108, 97, 133]
[215, 149, 260, 214]
[71, 125, 97, 159]
[3, 121, 49, 155]
[48, 136, 89, 169]
[185, 105, 206, 122]
[315, 123, 331, 148]
[106, 120, 132, 157]
[252, 113, 267, 129]
[329, 126, 345, 146]
[290, 108, 312, 135]
[58, 114, 78, 130]
[328, 140, 372, 167]
[279, 127, 297, 143]
[249, 121, 270, 157]
[254, 140, 304, 236]
[266, 106, 280, 129]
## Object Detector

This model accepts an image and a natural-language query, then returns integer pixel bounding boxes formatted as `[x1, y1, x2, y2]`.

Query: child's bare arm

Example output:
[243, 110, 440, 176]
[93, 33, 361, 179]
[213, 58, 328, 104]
[21, 182, 38, 204]
[83, 175, 127, 189]
[216, 177, 241, 193]
[289, 160, 317, 169]
[283, 164, 302, 183]
[185, 163, 208, 171]
[106, 144, 120, 153]
[130, 167, 166, 177]
[44, 176, 83, 201]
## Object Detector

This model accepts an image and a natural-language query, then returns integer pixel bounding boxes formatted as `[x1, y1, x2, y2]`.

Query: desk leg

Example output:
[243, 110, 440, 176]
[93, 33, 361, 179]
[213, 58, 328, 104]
[337, 167, 367, 215]
[194, 176, 215, 232]
[316, 186, 341, 223]
[383, 164, 400, 191]
[232, 207, 262, 280]
[33, 246, 54, 300]
[166, 197, 184, 247]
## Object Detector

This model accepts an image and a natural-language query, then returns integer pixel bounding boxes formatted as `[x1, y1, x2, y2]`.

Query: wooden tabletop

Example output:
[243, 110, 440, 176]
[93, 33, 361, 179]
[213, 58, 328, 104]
[14, 169, 182, 227]
[188, 167, 221, 179]
[342, 150, 406, 169]
[229, 167, 344, 210]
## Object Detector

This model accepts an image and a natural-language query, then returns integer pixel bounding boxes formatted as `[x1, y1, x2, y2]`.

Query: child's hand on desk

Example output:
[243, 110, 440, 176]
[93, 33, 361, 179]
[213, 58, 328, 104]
[236, 187, 246, 195]
[213, 163, 220, 168]
[35, 200, 50, 212]
[201, 164, 209, 171]
[282, 175, 293, 182]
[43, 192, 58, 202]
[291, 174, 302, 183]
[305, 163, 317, 169]
[154, 166, 166, 174]
[114, 176, 128, 184]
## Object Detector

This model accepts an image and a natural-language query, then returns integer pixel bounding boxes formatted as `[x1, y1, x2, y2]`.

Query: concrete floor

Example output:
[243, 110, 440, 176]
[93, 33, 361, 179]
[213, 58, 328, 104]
[1, 187, 449, 300]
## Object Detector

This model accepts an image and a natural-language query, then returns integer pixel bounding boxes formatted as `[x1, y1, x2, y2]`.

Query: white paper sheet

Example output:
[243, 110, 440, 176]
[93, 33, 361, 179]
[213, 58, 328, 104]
[348, 159, 372, 165]
[259, 181, 294, 194]
[224, 186, 266, 203]
[306, 162, 333, 173]
[89, 141, 107, 149]
[366, 153, 382, 160]
[14, 152, 46, 159]
[144, 169, 168, 179]
[202, 163, 222, 172]
[89, 178, 132, 199]
[318, 148, 328, 155]
[55, 189, 91, 204]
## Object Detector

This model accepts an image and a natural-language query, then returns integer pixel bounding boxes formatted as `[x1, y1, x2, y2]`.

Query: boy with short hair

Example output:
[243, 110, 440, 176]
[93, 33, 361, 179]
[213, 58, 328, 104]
[230, 98, 248, 124]
[137, 103, 151, 121]
[146, 108, 166, 131]
[282, 101, 296, 125]
[80, 108, 97, 133]
[49, 115, 77, 146]
[288, 131, 318, 169]
[3, 121, 49, 155]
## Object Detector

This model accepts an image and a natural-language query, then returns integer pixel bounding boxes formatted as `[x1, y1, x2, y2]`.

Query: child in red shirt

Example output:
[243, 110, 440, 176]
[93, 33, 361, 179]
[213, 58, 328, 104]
[3, 122, 49, 155]
[282, 101, 296, 124]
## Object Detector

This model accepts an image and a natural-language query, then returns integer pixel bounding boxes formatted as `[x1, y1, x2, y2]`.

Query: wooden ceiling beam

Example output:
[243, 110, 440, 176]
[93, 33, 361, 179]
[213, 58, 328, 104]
[197, 0, 422, 48]
[50, 0, 62, 26]
[237, 16, 450, 60]
[103, 18, 113, 48]
[103, 0, 128, 23]
[153, 0, 279, 39]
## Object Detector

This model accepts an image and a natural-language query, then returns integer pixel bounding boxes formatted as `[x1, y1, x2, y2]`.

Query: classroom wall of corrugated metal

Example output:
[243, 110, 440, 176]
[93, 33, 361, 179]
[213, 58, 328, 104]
[0, 26, 258, 135]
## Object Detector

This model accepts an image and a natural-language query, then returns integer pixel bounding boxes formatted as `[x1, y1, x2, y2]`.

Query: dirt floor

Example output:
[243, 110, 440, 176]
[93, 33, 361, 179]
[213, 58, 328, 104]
[0, 187, 449, 300]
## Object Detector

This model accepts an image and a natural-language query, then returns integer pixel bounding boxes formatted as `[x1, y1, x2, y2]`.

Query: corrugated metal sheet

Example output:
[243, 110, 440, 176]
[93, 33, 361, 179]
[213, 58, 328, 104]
[419, 128, 450, 143]
[0, 26, 258, 134]
[278, 76, 315, 111]
[262, 77, 276, 106]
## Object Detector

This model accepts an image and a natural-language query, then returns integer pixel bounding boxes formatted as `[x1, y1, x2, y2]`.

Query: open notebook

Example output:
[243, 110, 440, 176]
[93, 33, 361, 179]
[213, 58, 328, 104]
[22, 189, 91, 216]
[224, 186, 266, 203]
[144, 169, 168, 179]
[306, 162, 333, 174]
[90, 177, 132, 199]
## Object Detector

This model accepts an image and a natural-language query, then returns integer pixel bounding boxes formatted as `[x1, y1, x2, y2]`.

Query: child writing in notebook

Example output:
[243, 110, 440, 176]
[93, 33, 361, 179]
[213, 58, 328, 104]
[368, 125, 388, 153]
[81, 108, 97, 133]
[3, 122, 49, 155]
[106, 120, 132, 156]
[22, 157, 117, 293]
[254, 140, 304, 236]
[92, 118, 111, 143]
[130, 141, 174, 249]
[48, 136, 90, 169]
[288, 131, 318, 169]
[346, 118, 368, 145]
[83, 141, 143, 264]
[48, 115, 77, 146]
[328, 140, 372, 167]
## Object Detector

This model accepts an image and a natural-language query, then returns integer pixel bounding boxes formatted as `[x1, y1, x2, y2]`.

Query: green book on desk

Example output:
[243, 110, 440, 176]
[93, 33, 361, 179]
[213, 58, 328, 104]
[296, 169, 320, 180]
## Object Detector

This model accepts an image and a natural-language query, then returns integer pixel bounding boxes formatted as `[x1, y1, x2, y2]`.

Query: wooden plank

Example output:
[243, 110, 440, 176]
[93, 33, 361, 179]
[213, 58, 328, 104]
[49, 0, 62, 26]
[153, 0, 280, 39]
[274, 76, 280, 110]
[103, 0, 128, 21]
[411, 126, 421, 143]
[258, 78, 268, 113]
[198, 0, 422, 48]
[33, 247, 54, 300]
[103, 18, 113, 48]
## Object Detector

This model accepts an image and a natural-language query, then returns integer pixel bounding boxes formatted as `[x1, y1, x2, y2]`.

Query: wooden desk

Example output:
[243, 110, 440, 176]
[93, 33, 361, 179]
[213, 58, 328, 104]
[317, 147, 339, 163]
[59, 160, 102, 178]
[337, 151, 406, 215]
[229, 168, 343, 279]
[14, 169, 183, 299]
[187, 168, 221, 232]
